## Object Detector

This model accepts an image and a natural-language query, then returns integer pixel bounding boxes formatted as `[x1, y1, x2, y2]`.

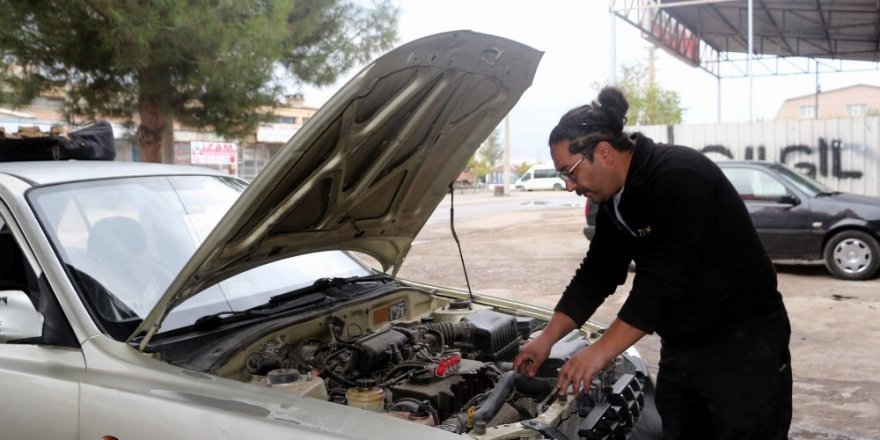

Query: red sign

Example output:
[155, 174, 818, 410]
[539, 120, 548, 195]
[642, 9, 701, 67]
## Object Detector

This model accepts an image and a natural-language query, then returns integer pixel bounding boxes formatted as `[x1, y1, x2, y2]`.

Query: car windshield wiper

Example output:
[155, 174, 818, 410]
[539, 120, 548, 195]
[269, 273, 393, 305]
[816, 190, 841, 197]
[193, 274, 393, 330]
[192, 308, 272, 329]
[193, 292, 329, 329]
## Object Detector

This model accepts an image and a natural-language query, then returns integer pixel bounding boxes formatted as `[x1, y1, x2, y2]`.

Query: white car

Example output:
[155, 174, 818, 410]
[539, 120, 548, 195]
[514, 164, 566, 191]
[0, 31, 659, 439]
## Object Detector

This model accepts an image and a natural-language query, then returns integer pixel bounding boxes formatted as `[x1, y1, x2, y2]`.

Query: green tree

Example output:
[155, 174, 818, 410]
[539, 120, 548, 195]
[613, 62, 684, 126]
[514, 161, 532, 175]
[464, 127, 501, 183]
[477, 128, 502, 167]
[464, 156, 490, 184]
[0, 0, 397, 162]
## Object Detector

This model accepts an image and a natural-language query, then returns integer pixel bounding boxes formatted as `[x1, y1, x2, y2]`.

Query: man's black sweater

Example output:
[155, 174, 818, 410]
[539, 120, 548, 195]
[556, 133, 788, 348]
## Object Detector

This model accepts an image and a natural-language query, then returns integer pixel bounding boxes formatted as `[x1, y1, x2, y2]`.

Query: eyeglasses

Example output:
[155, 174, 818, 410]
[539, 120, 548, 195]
[558, 155, 585, 184]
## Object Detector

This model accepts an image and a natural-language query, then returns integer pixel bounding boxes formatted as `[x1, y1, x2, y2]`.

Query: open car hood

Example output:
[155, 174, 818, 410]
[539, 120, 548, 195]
[130, 31, 542, 347]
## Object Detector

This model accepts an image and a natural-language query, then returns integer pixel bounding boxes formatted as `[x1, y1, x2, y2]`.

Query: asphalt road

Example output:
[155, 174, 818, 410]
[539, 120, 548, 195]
[398, 189, 880, 440]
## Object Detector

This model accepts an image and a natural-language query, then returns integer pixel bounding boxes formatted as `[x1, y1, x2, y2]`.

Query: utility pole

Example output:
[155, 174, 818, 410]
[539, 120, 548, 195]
[609, 7, 617, 85]
[815, 60, 820, 119]
[748, 0, 754, 122]
[502, 115, 511, 196]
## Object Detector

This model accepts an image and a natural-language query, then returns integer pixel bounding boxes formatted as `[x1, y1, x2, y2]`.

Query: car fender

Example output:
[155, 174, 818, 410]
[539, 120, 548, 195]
[77, 336, 457, 440]
[821, 217, 880, 249]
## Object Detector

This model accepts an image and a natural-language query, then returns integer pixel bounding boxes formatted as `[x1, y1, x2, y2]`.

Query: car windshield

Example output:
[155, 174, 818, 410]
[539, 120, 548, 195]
[770, 163, 836, 197]
[28, 175, 372, 338]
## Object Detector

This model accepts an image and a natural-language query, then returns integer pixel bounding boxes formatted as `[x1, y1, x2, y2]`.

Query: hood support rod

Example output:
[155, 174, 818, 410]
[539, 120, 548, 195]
[448, 183, 474, 303]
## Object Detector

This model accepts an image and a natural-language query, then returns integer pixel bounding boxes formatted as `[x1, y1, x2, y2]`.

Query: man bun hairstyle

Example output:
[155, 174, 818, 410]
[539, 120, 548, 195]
[595, 86, 629, 134]
[548, 86, 633, 160]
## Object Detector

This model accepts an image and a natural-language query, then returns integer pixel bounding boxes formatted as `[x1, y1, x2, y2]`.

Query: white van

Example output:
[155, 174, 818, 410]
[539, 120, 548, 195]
[514, 164, 565, 191]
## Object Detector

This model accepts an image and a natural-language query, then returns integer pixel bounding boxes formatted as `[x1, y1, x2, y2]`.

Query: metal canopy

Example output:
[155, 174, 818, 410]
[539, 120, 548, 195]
[612, 0, 880, 78]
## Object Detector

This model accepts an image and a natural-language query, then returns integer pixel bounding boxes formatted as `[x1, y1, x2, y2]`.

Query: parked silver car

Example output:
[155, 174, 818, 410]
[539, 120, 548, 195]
[0, 31, 659, 439]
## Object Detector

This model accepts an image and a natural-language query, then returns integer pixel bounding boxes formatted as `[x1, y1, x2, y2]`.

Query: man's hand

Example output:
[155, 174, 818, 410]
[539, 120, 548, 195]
[556, 345, 612, 396]
[556, 317, 647, 396]
[514, 311, 578, 378]
[513, 337, 552, 378]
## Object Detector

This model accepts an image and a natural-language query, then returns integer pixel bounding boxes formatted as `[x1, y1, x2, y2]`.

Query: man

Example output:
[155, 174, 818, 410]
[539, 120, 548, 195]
[513, 87, 791, 439]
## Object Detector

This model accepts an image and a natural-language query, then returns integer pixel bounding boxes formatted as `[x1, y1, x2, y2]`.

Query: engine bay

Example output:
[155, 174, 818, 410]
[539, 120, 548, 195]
[202, 288, 650, 439]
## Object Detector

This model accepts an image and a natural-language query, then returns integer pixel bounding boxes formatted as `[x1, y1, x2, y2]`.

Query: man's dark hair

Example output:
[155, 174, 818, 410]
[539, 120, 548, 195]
[548, 86, 633, 160]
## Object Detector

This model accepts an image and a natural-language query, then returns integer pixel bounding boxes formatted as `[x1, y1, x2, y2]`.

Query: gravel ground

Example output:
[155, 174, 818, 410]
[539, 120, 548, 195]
[396, 189, 880, 440]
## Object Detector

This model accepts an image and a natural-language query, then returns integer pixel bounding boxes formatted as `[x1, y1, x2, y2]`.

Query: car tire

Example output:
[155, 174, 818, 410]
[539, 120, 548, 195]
[516, 186, 525, 192]
[553, 183, 563, 191]
[823, 230, 880, 280]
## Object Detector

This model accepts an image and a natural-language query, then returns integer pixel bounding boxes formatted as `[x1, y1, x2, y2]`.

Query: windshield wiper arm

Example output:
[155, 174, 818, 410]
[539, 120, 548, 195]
[193, 292, 329, 329]
[192, 274, 393, 330]
[193, 309, 271, 329]
[269, 273, 393, 305]
[816, 191, 841, 197]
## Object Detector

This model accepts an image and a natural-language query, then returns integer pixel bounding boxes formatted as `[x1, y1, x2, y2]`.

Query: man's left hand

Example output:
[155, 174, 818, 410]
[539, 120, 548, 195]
[556, 344, 612, 396]
[555, 317, 648, 396]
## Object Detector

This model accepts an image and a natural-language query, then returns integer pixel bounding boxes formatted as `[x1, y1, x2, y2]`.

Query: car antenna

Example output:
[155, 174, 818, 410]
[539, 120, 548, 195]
[448, 183, 474, 305]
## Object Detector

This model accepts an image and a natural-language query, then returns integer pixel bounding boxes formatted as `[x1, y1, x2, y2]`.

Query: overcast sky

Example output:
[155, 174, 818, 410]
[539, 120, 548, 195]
[299, 0, 880, 163]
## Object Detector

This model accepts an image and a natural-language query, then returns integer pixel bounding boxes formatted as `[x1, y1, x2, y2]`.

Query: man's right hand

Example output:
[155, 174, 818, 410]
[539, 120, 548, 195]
[513, 337, 552, 378]
[514, 311, 579, 378]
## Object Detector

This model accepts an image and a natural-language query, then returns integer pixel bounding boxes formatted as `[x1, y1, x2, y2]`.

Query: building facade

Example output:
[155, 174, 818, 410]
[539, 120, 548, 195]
[241, 95, 318, 180]
[775, 84, 880, 121]
[0, 94, 317, 181]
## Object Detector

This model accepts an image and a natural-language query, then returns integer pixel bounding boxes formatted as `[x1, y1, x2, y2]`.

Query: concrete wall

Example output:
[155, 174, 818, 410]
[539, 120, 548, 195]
[632, 117, 880, 197]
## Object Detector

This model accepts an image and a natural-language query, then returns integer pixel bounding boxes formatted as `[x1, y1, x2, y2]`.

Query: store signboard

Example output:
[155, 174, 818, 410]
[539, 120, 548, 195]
[191, 141, 237, 165]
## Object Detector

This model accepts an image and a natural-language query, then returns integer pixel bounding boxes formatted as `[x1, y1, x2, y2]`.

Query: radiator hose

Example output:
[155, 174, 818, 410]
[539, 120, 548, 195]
[473, 371, 556, 424]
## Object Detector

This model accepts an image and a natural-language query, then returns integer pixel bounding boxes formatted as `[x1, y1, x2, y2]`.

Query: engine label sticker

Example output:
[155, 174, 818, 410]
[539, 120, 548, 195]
[388, 300, 407, 321]
[373, 299, 407, 325]
[372, 306, 388, 325]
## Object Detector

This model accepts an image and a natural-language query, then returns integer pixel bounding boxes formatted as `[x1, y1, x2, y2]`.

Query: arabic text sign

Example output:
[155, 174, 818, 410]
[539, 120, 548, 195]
[191, 142, 237, 165]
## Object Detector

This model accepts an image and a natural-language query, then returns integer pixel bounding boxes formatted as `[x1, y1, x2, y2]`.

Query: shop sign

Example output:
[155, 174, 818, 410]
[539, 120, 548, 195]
[191, 142, 237, 165]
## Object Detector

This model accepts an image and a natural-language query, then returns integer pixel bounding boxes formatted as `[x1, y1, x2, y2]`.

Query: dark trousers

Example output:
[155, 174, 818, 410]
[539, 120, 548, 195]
[655, 327, 792, 440]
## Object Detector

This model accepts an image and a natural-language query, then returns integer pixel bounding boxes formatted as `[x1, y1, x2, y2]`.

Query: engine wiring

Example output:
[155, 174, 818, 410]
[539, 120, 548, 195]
[243, 306, 650, 438]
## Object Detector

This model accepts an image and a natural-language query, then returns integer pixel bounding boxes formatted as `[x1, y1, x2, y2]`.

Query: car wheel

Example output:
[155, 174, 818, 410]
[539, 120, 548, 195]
[516, 186, 525, 192]
[553, 183, 563, 191]
[823, 230, 880, 280]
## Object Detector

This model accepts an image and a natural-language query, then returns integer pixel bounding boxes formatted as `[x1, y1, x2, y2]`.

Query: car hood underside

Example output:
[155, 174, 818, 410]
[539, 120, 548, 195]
[130, 31, 542, 347]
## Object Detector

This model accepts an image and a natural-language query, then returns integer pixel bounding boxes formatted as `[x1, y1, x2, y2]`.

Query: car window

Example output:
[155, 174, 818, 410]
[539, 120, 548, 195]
[722, 168, 788, 201]
[33, 177, 210, 316]
[29, 175, 372, 338]
[0, 208, 78, 347]
[534, 169, 556, 179]
[0, 220, 40, 345]
[0, 224, 31, 296]
[770, 163, 834, 197]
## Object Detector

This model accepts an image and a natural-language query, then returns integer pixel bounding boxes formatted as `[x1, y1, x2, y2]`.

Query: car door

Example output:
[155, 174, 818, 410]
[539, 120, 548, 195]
[519, 171, 533, 190]
[0, 203, 84, 439]
[721, 166, 815, 258]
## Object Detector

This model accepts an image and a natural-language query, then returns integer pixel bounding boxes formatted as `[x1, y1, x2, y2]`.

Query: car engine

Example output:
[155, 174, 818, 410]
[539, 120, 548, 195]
[217, 295, 652, 439]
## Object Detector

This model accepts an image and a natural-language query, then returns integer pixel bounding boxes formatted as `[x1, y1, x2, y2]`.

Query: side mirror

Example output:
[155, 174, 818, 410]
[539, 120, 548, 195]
[778, 194, 800, 206]
[0, 290, 44, 342]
